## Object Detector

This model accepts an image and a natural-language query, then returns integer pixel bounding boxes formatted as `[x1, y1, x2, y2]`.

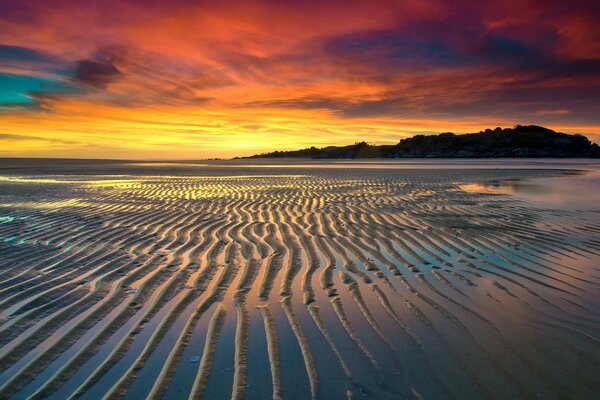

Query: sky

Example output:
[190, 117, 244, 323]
[1, 0, 599, 159]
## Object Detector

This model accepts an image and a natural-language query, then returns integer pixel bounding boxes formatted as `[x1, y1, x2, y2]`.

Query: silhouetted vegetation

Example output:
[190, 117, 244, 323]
[244, 125, 600, 158]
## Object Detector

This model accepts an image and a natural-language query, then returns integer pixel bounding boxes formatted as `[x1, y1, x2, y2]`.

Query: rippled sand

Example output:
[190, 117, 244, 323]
[0, 161, 598, 399]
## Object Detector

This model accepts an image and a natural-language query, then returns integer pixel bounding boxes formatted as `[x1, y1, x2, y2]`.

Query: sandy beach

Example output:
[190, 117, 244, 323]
[0, 159, 598, 399]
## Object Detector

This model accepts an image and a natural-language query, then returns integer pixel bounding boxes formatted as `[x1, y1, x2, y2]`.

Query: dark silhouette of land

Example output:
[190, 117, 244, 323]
[243, 125, 600, 159]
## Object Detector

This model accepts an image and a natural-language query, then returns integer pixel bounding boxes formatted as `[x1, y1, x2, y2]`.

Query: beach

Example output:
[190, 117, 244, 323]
[0, 159, 598, 399]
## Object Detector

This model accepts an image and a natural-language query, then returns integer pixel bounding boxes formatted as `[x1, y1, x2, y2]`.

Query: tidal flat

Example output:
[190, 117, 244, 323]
[0, 159, 598, 399]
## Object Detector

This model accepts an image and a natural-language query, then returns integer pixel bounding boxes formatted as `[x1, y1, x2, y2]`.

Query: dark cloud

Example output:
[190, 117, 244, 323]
[0, 45, 56, 63]
[474, 35, 542, 61]
[322, 21, 480, 72]
[74, 58, 120, 87]
[467, 33, 600, 79]
[322, 17, 600, 79]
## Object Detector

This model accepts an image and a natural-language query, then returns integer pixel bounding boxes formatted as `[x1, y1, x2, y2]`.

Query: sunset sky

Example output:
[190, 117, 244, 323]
[1, 0, 599, 159]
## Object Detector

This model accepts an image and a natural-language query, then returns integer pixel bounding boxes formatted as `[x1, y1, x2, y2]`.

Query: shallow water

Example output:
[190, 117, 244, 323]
[0, 160, 598, 399]
[472, 170, 600, 209]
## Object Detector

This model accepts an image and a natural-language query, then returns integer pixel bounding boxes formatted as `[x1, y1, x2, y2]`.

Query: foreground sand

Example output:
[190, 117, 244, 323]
[0, 162, 598, 399]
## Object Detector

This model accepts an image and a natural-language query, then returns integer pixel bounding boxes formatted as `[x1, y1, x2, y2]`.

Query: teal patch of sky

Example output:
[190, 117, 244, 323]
[0, 73, 44, 104]
[0, 72, 79, 105]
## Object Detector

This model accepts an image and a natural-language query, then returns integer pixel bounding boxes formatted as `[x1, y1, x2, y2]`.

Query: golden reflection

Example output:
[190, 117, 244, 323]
[457, 183, 513, 195]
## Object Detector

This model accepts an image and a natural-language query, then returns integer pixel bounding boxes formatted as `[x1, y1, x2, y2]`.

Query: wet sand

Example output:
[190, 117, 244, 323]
[0, 159, 598, 399]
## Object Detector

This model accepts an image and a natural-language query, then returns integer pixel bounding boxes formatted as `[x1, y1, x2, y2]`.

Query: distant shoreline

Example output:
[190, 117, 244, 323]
[2, 156, 600, 164]
[242, 125, 600, 159]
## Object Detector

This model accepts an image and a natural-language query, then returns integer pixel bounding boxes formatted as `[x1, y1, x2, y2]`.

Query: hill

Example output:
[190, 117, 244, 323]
[244, 125, 600, 159]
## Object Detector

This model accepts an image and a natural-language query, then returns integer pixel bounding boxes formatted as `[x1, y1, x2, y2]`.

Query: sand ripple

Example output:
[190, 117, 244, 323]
[0, 168, 598, 399]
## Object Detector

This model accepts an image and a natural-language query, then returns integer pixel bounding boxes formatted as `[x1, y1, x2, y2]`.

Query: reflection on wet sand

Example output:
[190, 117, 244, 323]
[0, 164, 598, 399]
[460, 169, 600, 209]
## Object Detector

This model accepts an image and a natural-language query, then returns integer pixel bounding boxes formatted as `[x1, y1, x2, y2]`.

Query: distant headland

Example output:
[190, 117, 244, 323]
[242, 125, 600, 159]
